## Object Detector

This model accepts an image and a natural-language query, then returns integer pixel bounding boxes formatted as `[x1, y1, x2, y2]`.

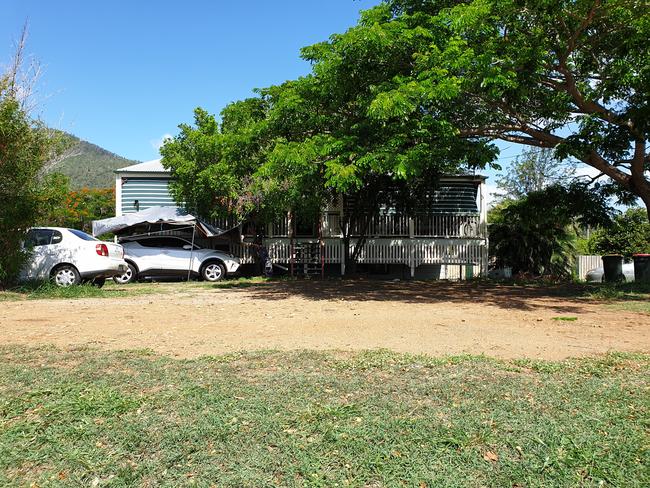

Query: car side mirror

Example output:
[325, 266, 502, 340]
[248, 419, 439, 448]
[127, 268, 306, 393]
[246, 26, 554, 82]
[183, 244, 192, 250]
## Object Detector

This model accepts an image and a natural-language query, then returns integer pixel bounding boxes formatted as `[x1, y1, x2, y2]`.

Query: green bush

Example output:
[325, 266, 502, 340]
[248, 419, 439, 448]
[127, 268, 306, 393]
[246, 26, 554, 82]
[0, 77, 59, 287]
[587, 207, 650, 257]
[489, 184, 612, 277]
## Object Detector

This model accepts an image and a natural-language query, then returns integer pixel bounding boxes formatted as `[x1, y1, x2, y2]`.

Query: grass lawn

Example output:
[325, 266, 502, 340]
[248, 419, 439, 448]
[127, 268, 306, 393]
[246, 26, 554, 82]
[581, 282, 650, 313]
[0, 347, 648, 487]
[0, 282, 157, 302]
[0, 277, 274, 302]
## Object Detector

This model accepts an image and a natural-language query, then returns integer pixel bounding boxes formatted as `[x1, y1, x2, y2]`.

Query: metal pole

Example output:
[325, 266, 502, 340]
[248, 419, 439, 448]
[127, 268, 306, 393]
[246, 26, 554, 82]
[319, 213, 324, 279]
[187, 222, 196, 282]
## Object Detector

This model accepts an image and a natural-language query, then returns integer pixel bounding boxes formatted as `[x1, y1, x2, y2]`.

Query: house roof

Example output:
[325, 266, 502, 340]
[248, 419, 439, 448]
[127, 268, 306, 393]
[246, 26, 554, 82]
[441, 174, 488, 182]
[116, 159, 169, 174]
[114, 160, 487, 181]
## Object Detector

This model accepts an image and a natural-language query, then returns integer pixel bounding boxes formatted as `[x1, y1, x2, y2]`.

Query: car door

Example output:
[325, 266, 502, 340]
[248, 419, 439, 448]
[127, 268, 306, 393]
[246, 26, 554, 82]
[22, 229, 63, 280]
[122, 239, 164, 274]
[157, 238, 196, 272]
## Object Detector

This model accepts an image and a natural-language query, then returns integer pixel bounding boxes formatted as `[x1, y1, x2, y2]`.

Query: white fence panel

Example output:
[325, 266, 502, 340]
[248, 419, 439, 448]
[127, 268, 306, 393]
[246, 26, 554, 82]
[577, 255, 601, 280]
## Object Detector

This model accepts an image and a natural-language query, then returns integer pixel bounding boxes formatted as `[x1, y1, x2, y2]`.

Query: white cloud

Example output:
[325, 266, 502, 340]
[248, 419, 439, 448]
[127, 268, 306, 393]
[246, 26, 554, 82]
[150, 133, 173, 152]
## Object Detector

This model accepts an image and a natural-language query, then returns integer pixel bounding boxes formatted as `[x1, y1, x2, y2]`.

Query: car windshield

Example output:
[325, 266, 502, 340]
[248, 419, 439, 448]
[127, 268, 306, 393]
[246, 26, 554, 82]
[69, 229, 98, 241]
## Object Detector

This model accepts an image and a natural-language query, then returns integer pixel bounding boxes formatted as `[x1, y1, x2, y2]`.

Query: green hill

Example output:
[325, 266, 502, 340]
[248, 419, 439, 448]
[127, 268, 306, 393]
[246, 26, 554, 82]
[47, 132, 140, 189]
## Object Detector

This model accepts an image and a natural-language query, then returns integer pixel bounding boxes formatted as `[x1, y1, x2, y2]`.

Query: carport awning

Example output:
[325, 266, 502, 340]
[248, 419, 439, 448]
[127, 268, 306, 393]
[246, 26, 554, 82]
[92, 206, 225, 237]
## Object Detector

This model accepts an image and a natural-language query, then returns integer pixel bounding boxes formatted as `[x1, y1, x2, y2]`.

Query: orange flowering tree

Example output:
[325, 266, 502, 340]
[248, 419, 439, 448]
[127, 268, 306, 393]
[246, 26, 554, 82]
[39, 173, 115, 234]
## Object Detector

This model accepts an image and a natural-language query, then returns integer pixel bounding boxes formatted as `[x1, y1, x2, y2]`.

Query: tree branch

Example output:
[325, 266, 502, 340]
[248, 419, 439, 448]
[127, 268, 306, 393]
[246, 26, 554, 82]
[550, 3, 639, 135]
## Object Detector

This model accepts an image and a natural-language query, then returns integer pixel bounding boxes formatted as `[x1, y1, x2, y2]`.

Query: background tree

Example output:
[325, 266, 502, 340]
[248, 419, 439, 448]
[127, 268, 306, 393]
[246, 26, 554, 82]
[37, 173, 115, 234]
[495, 148, 576, 201]
[489, 183, 613, 277]
[587, 208, 650, 257]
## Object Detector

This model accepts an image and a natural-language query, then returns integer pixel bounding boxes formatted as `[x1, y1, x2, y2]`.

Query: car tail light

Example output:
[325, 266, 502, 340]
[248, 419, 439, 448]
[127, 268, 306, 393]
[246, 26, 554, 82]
[96, 243, 109, 257]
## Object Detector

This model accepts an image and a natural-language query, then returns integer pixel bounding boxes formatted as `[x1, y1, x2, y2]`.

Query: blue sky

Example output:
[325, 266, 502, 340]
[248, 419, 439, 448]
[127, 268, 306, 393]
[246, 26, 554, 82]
[1, 0, 557, 197]
[1, 0, 381, 161]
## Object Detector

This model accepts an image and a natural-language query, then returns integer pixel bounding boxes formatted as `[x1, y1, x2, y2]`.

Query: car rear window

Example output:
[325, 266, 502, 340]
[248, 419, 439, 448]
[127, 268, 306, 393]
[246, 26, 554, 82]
[25, 229, 63, 246]
[69, 229, 97, 241]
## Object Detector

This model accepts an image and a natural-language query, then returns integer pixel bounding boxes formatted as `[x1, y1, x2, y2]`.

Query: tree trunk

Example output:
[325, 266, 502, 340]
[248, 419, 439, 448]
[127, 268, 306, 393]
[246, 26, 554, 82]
[340, 191, 380, 275]
[639, 189, 650, 223]
[347, 212, 373, 275]
[343, 234, 351, 276]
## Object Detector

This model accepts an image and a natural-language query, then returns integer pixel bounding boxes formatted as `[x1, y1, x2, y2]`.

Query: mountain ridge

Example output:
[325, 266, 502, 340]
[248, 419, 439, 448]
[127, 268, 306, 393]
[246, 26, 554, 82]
[47, 132, 141, 189]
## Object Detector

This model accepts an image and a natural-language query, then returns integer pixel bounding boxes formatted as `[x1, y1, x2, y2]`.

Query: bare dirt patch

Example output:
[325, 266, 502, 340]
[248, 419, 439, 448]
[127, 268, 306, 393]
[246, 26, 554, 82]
[1, 280, 648, 360]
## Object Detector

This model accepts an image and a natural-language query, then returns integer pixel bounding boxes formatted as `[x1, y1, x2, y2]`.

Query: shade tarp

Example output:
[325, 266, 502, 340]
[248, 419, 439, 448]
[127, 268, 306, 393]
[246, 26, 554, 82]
[92, 206, 225, 237]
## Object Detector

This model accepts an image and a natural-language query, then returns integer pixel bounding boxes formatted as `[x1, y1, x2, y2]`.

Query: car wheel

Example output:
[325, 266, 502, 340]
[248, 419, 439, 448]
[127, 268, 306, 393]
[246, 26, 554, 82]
[202, 261, 225, 282]
[51, 265, 81, 287]
[113, 262, 137, 284]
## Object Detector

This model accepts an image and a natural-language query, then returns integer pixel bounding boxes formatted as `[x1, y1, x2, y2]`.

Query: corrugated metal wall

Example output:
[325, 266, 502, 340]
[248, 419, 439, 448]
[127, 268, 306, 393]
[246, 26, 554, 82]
[120, 177, 176, 214]
[576, 255, 601, 280]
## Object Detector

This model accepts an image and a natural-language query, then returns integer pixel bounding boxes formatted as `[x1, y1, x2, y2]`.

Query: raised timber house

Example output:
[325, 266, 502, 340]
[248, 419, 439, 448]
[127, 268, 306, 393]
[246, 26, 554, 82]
[113, 160, 488, 279]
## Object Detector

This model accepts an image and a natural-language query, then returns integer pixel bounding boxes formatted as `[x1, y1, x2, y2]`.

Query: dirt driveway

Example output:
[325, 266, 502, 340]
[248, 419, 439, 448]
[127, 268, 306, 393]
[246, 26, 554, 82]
[1, 280, 648, 360]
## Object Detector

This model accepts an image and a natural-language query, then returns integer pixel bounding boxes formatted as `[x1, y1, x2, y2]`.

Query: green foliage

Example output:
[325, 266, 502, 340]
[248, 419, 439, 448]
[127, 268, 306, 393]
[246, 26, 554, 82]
[0, 76, 59, 287]
[587, 207, 650, 257]
[163, 0, 650, 255]
[161, 1, 501, 234]
[374, 0, 650, 216]
[1, 346, 648, 486]
[38, 171, 72, 221]
[489, 183, 613, 277]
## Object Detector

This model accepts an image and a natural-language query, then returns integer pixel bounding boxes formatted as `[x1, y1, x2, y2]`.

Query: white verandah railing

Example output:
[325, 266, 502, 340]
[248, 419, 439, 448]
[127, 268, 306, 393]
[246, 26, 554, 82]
[231, 237, 488, 275]
[330, 212, 484, 238]
[211, 212, 485, 239]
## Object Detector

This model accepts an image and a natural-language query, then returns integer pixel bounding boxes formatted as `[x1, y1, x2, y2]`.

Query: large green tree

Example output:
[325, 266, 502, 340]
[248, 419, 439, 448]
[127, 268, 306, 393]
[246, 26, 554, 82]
[370, 0, 649, 217]
[162, 3, 499, 268]
[163, 0, 649, 274]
